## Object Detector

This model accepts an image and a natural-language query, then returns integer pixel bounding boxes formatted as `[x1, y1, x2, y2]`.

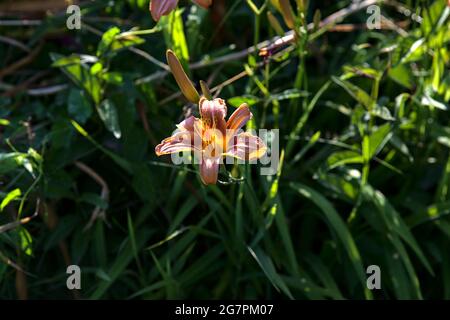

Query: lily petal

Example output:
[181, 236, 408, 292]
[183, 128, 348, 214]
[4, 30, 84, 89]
[226, 132, 267, 161]
[226, 103, 252, 131]
[156, 117, 200, 155]
[192, 0, 212, 8]
[176, 115, 196, 131]
[155, 130, 196, 155]
[199, 98, 227, 135]
[150, 0, 178, 21]
[200, 155, 220, 185]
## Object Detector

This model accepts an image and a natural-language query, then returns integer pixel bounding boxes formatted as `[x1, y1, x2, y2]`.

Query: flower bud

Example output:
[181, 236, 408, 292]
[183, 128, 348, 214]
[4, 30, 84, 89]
[149, 0, 178, 22]
[166, 50, 200, 104]
[313, 9, 321, 31]
[200, 80, 213, 100]
[267, 11, 285, 36]
[279, 0, 296, 30]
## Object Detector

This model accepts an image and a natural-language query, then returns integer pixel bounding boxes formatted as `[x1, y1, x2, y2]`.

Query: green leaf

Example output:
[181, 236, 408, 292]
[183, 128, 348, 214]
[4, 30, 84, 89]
[326, 151, 363, 170]
[70, 120, 132, 173]
[1, 188, 21, 211]
[97, 27, 121, 57]
[228, 95, 260, 108]
[421, 0, 448, 35]
[401, 38, 426, 64]
[385, 244, 413, 299]
[342, 65, 382, 80]
[421, 93, 448, 111]
[18, 227, 32, 256]
[248, 246, 294, 299]
[97, 100, 121, 139]
[178, 244, 223, 289]
[304, 254, 344, 299]
[68, 89, 93, 124]
[51, 53, 102, 105]
[186, 4, 209, 55]
[388, 64, 414, 90]
[371, 105, 395, 121]
[286, 81, 331, 156]
[97, 27, 145, 58]
[161, 9, 189, 65]
[0, 153, 27, 175]
[127, 212, 140, 268]
[390, 135, 413, 162]
[44, 215, 79, 251]
[368, 123, 392, 158]
[90, 229, 152, 299]
[169, 197, 198, 234]
[317, 171, 359, 202]
[332, 76, 375, 110]
[290, 182, 372, 299]
[79, 193, 108, 210]
[388, 234, 423, 299]
[362, 185, 434, 276]
[268, 89, 309, 102]
[101, 72, 124, 85]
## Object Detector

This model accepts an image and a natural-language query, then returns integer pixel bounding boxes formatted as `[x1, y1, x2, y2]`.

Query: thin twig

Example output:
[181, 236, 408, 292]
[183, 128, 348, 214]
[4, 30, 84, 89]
[0, 35, 30, 52]
[81, 22, 170, 71]
[0, 20, 42, 26]
[0, 40, 44, 79]
[74, 161, 110, 231]
[0, 251, 31, 275]
[0, 82, 69, 96]
[128, 47, 170, 71]
[27, 84, 69, 96]
[380, 15, 409, 37]
[137, 100, 159, 146]
[0, 199, 40, 234]
[135, 0, 385, 85]
[1, 70, 50, 97]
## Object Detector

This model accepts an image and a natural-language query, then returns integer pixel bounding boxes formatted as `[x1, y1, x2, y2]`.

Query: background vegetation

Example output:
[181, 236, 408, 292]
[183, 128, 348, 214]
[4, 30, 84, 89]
[1, 0, 450, 299]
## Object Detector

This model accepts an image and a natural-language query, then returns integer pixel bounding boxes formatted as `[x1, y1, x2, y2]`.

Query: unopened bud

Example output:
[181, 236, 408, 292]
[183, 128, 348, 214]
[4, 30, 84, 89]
[200, 80, 213, 100]
[270, 0, 281, 12]
[279, 0, 296, 30]
[166, 49, 200, 104]
[297, 0, 308, 13]
[149, 0, 178, 22]
[313, 9, 321, 31]
[267, 11, 285, 36]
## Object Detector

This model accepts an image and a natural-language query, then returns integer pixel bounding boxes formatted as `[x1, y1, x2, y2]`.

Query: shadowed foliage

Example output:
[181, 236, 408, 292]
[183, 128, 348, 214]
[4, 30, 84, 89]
[1, 0, 450, 299]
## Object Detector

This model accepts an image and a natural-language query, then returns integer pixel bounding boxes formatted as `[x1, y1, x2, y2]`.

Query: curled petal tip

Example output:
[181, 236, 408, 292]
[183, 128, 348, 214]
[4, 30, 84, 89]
[192, 0, 213, 9]
[199, 97, 227, 119]
[154, 129, 196, 156]
[226, 103, 252, 131]
[227, 132, 267, 161]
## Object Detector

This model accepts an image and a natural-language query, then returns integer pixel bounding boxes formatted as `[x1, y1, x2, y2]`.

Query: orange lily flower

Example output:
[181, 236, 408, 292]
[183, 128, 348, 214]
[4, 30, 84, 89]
[155, 98, 267, 185]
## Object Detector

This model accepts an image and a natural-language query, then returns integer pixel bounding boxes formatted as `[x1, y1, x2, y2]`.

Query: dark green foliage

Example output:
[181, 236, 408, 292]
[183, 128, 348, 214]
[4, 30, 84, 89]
[1, 0, 450, 299]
